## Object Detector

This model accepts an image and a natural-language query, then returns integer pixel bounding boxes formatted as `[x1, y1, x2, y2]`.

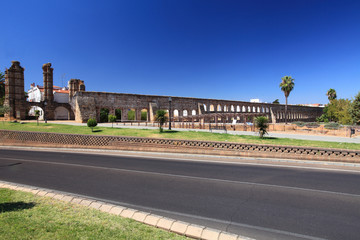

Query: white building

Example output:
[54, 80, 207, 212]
[28, 83, 69, 103]
[250, 98, 261, 103]
[27, 83, 70, 120]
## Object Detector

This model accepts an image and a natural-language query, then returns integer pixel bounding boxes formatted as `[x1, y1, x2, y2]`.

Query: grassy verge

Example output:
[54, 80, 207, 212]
[0, 121, 359, 150]
[0, 188, 188, 240]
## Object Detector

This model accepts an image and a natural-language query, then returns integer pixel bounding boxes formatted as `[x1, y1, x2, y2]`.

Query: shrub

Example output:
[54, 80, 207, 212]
[155, 110, 168, 133]
[108, 114, 116, 128]
[316, 114, 329, 123]
[292, 121, 305, 127]
[305, 122, 320, 128]
[255, 116, 269, 138]
[87, 118, 97, 132]
[324, 122, 340, 130]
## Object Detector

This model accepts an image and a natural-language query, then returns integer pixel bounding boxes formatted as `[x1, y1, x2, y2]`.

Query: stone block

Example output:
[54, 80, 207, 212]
[71, 197, 85, 204]
[156, 218, 175, 230]
[120, 209, 137, 218]
[201, 228, 221, 240]
[132, 211, 149, 222]
[30, 189, 40, 195]
[185, 224, 204, 239]
[109, 206, 125, 215]
[62, 195, 74, 202]
[89, 201, 102, 209]
[79, 199, 93, 207]
[45, 192, 56, 198]
[143, 214, 162, 226]
[53, 194, 66, 200]
[99, 204, 114, 213]
[219, 232, 239, 240]
[37, 190, 48, 196]
[170, 221, 189, 235]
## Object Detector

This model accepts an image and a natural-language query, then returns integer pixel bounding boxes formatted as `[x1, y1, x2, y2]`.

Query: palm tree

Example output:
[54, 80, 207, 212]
[279, 76, 295, 124]
[326, 88, 337, 101]
[155, 110, 168, 132]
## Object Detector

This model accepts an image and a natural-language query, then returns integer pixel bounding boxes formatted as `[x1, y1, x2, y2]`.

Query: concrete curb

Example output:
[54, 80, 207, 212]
[0, 180, 253, 240]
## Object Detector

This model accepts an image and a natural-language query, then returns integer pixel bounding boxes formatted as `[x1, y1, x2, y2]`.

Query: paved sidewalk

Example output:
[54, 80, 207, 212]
[50, 121, 360, 144]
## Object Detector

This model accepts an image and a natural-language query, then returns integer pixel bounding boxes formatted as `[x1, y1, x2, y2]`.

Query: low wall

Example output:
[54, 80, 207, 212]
[0, 130, 359, 163]
[109, 121, 358, 138]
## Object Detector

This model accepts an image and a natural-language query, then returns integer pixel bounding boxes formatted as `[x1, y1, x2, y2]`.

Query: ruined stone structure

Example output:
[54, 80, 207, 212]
[4, 61, 74, 121]
[69, 79, 85, 100]
[4, 61, 323, 124]
[4, 61, 26, 119]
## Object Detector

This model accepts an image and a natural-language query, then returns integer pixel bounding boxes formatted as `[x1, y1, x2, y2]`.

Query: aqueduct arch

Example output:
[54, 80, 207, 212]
[3, 61, 323, 124]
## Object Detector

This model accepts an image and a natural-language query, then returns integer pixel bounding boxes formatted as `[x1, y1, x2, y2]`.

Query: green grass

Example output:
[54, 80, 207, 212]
[0, 121, 359, 150]
[0, 188, 188, 240]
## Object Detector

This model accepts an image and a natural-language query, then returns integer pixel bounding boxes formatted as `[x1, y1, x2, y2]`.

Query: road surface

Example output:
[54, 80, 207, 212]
[1, 148, 360, 240]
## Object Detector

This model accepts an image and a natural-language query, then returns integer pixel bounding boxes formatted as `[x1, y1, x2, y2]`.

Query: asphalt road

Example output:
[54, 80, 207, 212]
[1, 148, 360, 240]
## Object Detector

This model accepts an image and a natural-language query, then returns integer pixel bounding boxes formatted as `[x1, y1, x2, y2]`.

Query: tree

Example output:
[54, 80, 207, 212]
[326, 88, 337, 101]
[35, 110, 40, 126]
[272, 99, 280, 104]
[350, 91, 360, 125]
[127, 110, 135, 120]
[155, 110, 168, 132]
[115, 109, 122, 121]
[326, 98, 352, 124]
[100, 108, 109, 123]
[255, 116, 269, 138]
[108, 114, 116, 128]
[0, 105, 10, 124]
[87, 118, 97, 132]
[279, 76, 295, 124]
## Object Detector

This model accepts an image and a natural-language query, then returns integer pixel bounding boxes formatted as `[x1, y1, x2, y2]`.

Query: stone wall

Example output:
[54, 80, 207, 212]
[0, 130, 358, 162]
[72, 91, 323, 123]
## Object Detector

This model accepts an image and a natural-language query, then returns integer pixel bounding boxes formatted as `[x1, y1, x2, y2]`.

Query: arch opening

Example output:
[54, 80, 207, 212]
[54, 106, 70, 120]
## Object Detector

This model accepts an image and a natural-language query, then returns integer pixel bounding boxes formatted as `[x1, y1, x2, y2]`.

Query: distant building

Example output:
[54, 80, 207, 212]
[28, 83, 69, 103]
[300, 103, 325, 108]
[250, 98, 261, 103]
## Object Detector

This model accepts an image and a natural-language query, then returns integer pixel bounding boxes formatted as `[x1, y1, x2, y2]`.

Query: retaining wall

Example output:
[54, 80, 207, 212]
[0, 130, 359, 163]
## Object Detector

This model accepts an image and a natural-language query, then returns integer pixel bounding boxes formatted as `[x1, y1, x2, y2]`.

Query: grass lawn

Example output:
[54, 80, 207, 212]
[0, 121, 359, 150]
[0, 188, 188, 240]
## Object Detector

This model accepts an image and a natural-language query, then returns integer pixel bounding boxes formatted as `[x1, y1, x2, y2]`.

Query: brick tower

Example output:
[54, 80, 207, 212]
[4, 61, 25, 120]
[42, 63, 54, 103]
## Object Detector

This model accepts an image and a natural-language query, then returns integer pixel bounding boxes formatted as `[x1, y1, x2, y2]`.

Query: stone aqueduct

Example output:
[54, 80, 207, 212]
[4, 61, 323, 124]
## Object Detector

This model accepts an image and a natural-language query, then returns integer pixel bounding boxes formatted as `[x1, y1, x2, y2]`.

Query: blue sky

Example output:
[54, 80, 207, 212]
[1, 0, 359, 104]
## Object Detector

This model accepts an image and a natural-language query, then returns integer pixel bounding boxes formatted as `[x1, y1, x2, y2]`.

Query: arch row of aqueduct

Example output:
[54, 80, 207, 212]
[4, 61, 323, 125]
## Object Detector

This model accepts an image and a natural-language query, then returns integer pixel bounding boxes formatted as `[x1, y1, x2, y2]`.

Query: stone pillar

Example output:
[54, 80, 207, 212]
[122, 109, 128, 121]
[4, 61, 25, 120]
[42, 63, 54, 103]
[136, 109, 142, 121]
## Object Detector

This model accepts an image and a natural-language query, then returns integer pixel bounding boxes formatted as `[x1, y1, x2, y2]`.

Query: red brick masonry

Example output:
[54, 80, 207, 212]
[0, 130, 359, 163]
